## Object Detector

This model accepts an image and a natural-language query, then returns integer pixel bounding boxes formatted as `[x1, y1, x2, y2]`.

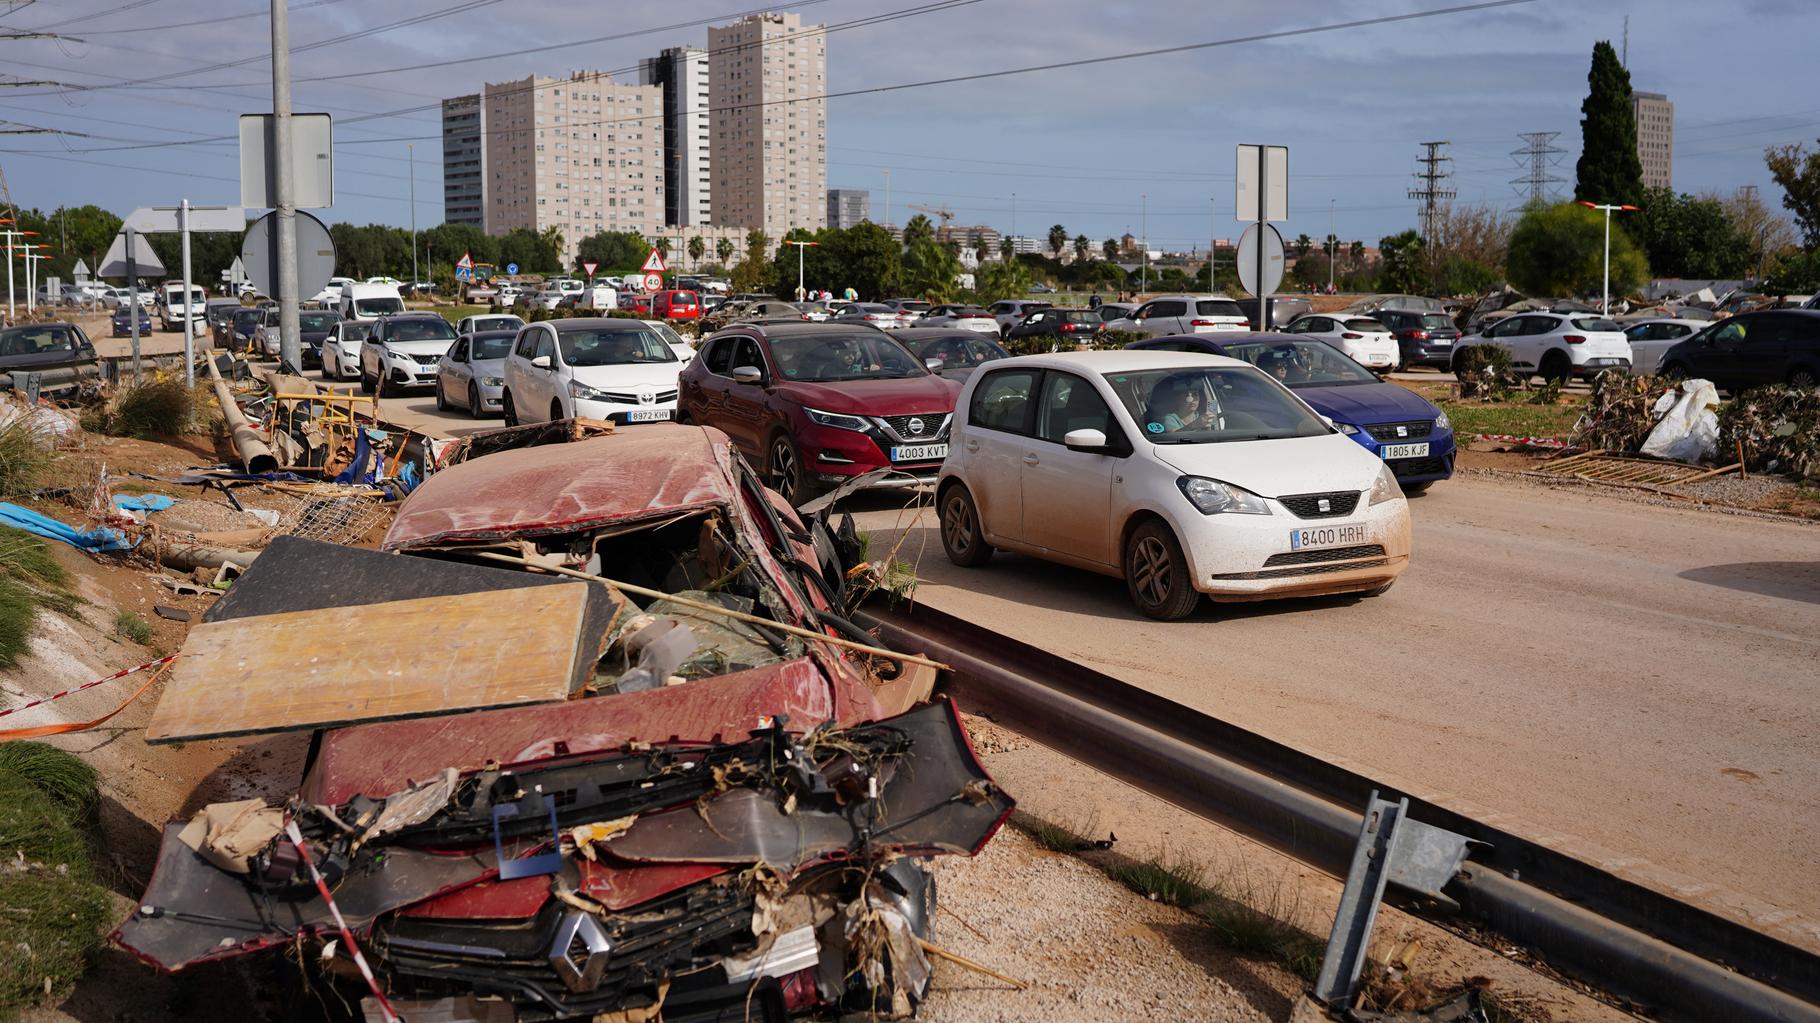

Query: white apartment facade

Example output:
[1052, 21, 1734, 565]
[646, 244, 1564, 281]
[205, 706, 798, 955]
[1634, 90, 1674, 191]
[707, 12, 827, 239]
[484, 71, 665, 266]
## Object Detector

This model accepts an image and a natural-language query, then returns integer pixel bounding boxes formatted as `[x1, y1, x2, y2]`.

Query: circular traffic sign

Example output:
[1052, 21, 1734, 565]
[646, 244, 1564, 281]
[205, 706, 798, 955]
[241, 210, 337, 300]
[506, 262, 519, 275]
[1236, 223, 1286, 297]
[643, 272, 663, 292]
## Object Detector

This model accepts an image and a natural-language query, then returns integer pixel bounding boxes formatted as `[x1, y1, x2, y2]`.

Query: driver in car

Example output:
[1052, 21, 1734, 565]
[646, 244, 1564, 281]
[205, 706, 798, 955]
[1147, 376, 1220, 433]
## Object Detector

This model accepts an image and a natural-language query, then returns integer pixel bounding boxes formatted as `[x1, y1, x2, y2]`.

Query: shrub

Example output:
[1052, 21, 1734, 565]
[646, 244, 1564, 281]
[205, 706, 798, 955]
[1453, 344, 1518, 400]
[115, 609, 154, 645]
[100, 378, 202, 437]
[0, 742, 99, 824]
[0, 416, 54, 497]
[0, 770, 111, 1015]
[1572, 370, 1675, 452]
[1717, 385, 1820, 477]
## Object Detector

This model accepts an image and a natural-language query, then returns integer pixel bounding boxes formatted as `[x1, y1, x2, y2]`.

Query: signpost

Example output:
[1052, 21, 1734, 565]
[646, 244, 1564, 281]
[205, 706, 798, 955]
[242, 209, 336, 303]
[1236, 144, 1289, 328]
[642, 272, 664, 293]
[505, 262, 519, 276]
[582, 260, 599, 281]
[99, 227, 167, 382]
[241, 107, 334, 374]
[1236, 224, 1286, 318]
[455, 252, 474, 281]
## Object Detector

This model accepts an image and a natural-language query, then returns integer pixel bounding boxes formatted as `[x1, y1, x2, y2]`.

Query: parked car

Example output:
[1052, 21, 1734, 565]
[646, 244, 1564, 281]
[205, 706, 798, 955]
[641, 318, 696, 362]
[881, 299, 932, 323]
[652, 289, 703, 321]
[359, 313, 458, 396]
[1240, 295, 1314, 331]
[501, 318, 684, 427]
[338, 282, 405, 323]
[915, 305, 998, 333]
[202, 298, 241, 336]
[1130, 335, 1455, 491]
[310, 276, 356, 307]
[110, 304, 152, 337]
[254, 309, 338, 367]
[434, 330, 514, 417]
[455, 313, 524, 335]
[221, 306, 264, 351]
[679, 323, 962, 503]
[251, 306, 280, 357]
[1095, 302, 1138, 324]
[1003, 307, 1105, 348]
[1622, 318, 1705, 375]
[732, 300, 813, 323]
[493, 281, 526, 308]
[1101, 294, 1250, 337]
[1029, 282, 1057, 294]
[531, 288, 567, 311]
[1368, 309, 1461, 370]
[619, 292, 654, 315]
[59, 285, 90, 306]
[319, 320, 371, 380]
[104, 286, 152, 310]
[888, 327, 1009, 383]
[829, 302, 905, 328]
[987, 299, 1053, 334]
[0, 322, 99, 377]
[1658, 309, 1820, 391]
[1455, 311, 1632, 381]
[935, 350, 1411, 620]
[1284, 314, 1400, 371]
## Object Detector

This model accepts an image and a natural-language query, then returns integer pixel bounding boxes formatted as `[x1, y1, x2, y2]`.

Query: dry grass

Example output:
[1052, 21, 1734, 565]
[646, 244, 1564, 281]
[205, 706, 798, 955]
[0, 416, 55, 497]
[114, 609, 154, 645]
[0, 768, 112, 1015]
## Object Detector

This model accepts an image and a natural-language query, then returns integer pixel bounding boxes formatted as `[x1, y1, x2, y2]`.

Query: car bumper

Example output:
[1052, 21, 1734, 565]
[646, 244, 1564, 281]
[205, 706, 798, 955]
[1572, 357, 1631, 377]
[473, 382, 505, 412]
[1397, 340, 1457, 367]
[800, 423, 947, 487]
[1180, 495, 1412, 601]
[1343, 428, 1456, 484]
[386, 363, 440, 388]
[572, 397, 679, 425]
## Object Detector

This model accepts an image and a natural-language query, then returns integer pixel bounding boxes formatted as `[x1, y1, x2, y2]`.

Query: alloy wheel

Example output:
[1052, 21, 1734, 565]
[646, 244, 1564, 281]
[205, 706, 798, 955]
[1130, 536, 1172, 608]
[771, 439, 800, 502]
[942, 492, 975, 556]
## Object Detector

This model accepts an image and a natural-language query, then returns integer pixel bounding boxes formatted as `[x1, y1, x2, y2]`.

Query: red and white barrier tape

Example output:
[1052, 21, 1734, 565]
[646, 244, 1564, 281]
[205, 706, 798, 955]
[0, 654, 177, 720]
[1467, 432, 1573, 450]
[283, 820, 402, 1023]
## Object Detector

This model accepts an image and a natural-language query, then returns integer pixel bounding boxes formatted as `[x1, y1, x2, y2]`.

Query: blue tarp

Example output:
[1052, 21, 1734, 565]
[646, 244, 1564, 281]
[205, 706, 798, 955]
[0, 502, 134, 553]
[112, 494, 177, 513]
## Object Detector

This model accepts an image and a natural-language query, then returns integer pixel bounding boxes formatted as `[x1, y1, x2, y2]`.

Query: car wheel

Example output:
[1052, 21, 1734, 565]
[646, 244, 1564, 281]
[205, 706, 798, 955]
[502, 390, 519, 427]
[551, 399, 565, 423]
[1660, 361, 1690, 382]
[1538, 350, 1571, 384]
[359, 366, 373, 395]
[1124, 520, 1199, 621]
[434, 379, 448, 412]
[939, 484, 993, 567]
[768, 434, 811, 505]
[1403, 480, 1434, 494]
[467, 383, 482, 417]
[320, 357, 333, 381]
[375, 369, 393, 399]
[1789, 367, 1817, 389]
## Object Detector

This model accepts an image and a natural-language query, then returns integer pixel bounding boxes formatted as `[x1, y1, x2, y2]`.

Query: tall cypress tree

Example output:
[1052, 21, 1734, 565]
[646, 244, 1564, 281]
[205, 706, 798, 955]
[1575, 41, 1645, 206]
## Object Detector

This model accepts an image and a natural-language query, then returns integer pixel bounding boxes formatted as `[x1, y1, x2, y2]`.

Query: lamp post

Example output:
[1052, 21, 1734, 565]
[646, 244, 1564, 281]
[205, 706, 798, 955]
[0, 220, 26, 320]
[1579, 200, 1638, 316]
[1328, 199, 1336, 295]
[786, 240, 819, 302]
[21, 244, 51, 315]
[408, 143, 418, 292]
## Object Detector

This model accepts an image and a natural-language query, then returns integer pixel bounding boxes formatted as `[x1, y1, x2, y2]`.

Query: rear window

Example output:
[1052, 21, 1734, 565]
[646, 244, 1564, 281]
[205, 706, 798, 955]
[1420, 314, 1453, 330]
[1345, 318, 1388, 332]
[1570, 317, 1621, 332]
[1197, 300, 1246, 317]
[672, 291, 698, 303]
[1062, 310, 1101, 323]
[956, 307, 991, 317]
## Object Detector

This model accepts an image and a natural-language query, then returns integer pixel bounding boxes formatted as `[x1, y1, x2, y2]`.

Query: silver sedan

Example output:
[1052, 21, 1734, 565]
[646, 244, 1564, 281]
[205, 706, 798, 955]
[435, 330, 514, 417]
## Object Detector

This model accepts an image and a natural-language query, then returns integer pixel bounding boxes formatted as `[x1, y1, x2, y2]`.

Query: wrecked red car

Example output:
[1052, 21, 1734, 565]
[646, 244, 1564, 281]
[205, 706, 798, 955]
[118, 424, 1013, 1022]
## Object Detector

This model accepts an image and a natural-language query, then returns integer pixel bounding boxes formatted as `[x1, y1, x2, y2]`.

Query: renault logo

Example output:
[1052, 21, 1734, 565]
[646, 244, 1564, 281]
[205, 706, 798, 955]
[549, 911, 613, 993]
[907, 417, 926, 436]
[637, 390, 656, 405]
[1317, 498, 1332, 513]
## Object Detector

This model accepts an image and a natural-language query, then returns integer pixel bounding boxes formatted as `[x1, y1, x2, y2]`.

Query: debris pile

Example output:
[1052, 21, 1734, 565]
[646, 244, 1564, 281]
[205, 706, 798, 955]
[1717, 384, 1820, 479]
[1571, 371, 1678, 453]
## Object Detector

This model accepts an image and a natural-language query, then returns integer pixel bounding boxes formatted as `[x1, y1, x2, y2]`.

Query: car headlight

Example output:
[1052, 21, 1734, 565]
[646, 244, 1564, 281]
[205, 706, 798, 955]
[1434, 409, 1451, 432]
[1333, 421, 1359, 435]
[569, 380, 611, 401]
[1369, 463, 1404, 506]
[803, 407, 870, 432]
[1176, 476, 1272, 516]
[483, 376, 504, 387]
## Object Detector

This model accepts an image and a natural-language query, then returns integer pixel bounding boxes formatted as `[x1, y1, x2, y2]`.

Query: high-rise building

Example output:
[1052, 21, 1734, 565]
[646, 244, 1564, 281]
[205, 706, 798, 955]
[826, 188, 869, 229]
[1633, 90, 1674, 190]
[639, 47, 712, 228]
[483, 71, 665, 266]
[708, 11, 827, 237]
[441, 94, 487, 228]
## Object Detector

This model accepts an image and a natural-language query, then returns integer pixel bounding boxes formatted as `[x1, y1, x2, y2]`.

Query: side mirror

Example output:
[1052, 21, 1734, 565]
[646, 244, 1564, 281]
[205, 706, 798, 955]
[1064, 428, 1109, 452]
[531, 355, 552, 369]
[924, 358, 944, 373]
[732, 365, 763, 385]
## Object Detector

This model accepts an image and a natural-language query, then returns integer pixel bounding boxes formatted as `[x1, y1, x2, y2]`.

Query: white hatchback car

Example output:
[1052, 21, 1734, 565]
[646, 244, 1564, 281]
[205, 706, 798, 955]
[1102, 295, 1252, 338]
[1619, 318, 1702, 375]
[937, 351, 1411, 620]
[1285, 314, 1400, 370]
[501, 318, 684, 427]
[456, 313, 525, 335]
[1455, 311, 1632, 381]
[320, 320, 371, 380]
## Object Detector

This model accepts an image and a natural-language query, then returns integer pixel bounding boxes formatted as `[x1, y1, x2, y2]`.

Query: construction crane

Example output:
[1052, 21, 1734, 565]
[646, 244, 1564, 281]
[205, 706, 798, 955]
[908, 203, 955, 227]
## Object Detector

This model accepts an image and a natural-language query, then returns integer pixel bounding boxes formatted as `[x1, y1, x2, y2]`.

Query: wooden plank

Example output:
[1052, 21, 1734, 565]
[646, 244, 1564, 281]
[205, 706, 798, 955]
[146, 582, 591, 744]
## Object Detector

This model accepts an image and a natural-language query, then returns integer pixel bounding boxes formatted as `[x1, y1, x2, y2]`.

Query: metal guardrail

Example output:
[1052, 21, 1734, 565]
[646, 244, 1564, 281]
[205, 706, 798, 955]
[857, 602, 1820, 1023]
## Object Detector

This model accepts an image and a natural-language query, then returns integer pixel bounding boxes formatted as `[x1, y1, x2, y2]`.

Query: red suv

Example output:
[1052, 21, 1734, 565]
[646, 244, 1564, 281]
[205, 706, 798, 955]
[679, 323, 962, 502]
[653, 289, 701, 321]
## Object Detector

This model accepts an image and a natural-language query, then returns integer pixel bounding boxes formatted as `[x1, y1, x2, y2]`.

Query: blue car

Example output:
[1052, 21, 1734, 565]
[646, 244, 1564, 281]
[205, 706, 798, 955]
[111, 305, 152, 337]
[1126, 333, 1455, 491]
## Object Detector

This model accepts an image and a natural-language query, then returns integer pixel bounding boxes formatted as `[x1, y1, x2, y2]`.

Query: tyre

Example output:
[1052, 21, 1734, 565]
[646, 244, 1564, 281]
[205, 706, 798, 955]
[1538, 350, 1571, 384]
[768, 433, 812, 505]
[434, 379, 448, 412]
[1790, 367, 1818, 389]
[1123, 520, 1199, 621]
[1403, 480, 1433, 494]
[938, 484, 993, 567]
[375, 368, 393, 399]
[1660, 361, 1691, 382]
[467, 383, 482, 417]
[502, 390, 519, 427]
[358, 366, 373, 395]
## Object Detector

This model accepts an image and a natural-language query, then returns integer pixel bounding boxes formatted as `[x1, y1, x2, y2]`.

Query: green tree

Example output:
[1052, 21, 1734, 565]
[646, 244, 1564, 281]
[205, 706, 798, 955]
[653, 236, 671, 260]
[716, 237, 735, 264]
[538, 226, 564, 266]
[1766, 140, 1820, 249]
[1505, 201, 1648, 297]
[1435, 255, 1498, 296]
[745, 229, 770, 262]
[901, 214, 934, 247]
[972, 256, 1032, 303]
[1046, 224, 1067, 259]
[687, 235, 706, 269]
[1102, 238, 1119, 261]
[1349, 240, 1365, 266]
[574, 231, 648, 274]
[1575, 40, 1644, 207]
[1073, 234, 1091, 263]
[423, 222, 498, 274]
[971, 229, 991, 261]
[1629, 187, 1751, 279]
[824, 222, 901, 299]
[1000, 236, 1016, 262]
[901, 236, 963, 301]
[1377, 230, 1428, 294]
[1292, 233, 1313, 260]
[499, 227, 559, 274]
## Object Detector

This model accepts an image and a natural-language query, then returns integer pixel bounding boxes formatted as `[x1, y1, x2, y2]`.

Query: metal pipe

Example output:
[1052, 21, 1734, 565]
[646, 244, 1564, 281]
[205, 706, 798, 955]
[271, 0, 302, 373]
[204, 355, 277, 474]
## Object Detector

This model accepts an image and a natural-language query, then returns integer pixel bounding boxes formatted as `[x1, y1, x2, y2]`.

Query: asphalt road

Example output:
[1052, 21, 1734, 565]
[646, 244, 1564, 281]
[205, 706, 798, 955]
[353, 380, 1820, 940]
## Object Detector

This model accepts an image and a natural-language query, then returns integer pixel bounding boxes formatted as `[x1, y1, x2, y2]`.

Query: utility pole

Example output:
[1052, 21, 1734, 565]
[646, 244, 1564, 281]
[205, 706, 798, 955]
[1510, 132, 1566, 205]
[882, 168, 890, 232]
[0, 220, 25, 321]
[786, 240, 818, 301]
[1140, 192, 1148, 293]
[1579, 200, 1638, 315]
[180, 199, 195, 384]
[408, 143, 418, 290]
[270, 0, 302, 372]
[1408, 141, 1455, 251]
[1328, 198, 1335, 294]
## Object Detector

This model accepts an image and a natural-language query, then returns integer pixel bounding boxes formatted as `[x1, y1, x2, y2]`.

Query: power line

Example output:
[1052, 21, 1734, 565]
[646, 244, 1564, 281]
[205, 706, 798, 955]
[1509, 130, 1565, 204]
[1409, 140, 1455, 247]
[72, 0, 344, 35]
[11, 0, 164, 31]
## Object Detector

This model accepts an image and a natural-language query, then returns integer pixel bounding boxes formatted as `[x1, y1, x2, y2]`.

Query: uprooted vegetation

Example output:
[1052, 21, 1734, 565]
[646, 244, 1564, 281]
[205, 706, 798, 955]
[80, 376, 209, 438]
[1570, 370, 1677, 452]
[1717, 385, 1820, 478]
[0, 525, 79, 668]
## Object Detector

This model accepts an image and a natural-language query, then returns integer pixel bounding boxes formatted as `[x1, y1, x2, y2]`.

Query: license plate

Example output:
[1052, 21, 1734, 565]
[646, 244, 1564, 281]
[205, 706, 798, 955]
[1365, 354, 1393, 366]
[1289, 523, 1370, 551]
[891, 443, 948, 462]
[625, 409, 672, 423]
[1380, 443, 1429, 459]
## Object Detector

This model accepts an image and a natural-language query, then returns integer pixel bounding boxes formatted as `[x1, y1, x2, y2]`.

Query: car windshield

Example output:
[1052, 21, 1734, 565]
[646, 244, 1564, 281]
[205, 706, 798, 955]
[557, 327, 678, 366]
[1197, 300, 1245, 317]
[298, 313, 338, 331]
[233, 310, 262, 329]
[1420, 313, 1454, 330]
[644, 321, 687, 347]
[1345, 318, 1389, 332]
[355, 297, 405, 316]
[1220, 340, 1381, 387]
[1104, 367, 1330, 444]
[0, 326, 77, 355]
[904, 333, 1004, 368]
[340, 323, 371, 341]
[771, 333, 926, 382]
[471, 334, 515, 360]
[389, 319, 456, 342]
[476, 317, 520, 331]
[1570, 316, 1621, 332]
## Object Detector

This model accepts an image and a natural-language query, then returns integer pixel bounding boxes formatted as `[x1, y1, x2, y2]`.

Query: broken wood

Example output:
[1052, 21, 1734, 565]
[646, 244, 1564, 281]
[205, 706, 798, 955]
[1666, 462, 1742, 487]
[917, 938, 1029, 990]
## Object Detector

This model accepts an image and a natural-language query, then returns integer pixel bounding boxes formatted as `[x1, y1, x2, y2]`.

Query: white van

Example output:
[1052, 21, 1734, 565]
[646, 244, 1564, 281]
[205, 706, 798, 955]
[312, 276, 357, 309]
[579, 283, 618, 311]
[339, 282, 405, 323]
[157, 282, 207, 332]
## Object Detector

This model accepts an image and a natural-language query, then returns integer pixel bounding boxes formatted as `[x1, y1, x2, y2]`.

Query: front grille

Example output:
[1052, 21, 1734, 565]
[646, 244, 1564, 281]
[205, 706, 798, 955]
[1209, 558, 1391, 581]
[596, 388, 679, 404]
[408, 353, 440, 365]
[1365, 420, 1432, 441]
[873, 412, 951, 443]
[1279, 491, 1361, 519]
[1263, 544, 1385, 567]
[1387, 456, 1448, 477]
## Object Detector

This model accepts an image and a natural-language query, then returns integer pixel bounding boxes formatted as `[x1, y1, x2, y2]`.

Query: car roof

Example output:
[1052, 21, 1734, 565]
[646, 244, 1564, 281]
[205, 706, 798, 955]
[1145, 293, 1239, 302]
[547, 316, 661, 332]
[466, 329, 518, 340]
[986, 350, 1249, 373]
[888, 327, 992, 337]
[720, 321, 885, 339]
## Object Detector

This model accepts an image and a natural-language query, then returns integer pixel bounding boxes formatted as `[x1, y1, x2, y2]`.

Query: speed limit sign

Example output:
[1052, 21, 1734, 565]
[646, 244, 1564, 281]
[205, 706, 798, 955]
[642, 272, 663, 291]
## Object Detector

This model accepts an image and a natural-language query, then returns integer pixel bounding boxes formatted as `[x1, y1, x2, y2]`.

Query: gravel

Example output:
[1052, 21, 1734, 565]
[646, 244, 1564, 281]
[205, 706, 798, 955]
[923, 827, 1280, 1023]
[1677, 472, 1804, 506]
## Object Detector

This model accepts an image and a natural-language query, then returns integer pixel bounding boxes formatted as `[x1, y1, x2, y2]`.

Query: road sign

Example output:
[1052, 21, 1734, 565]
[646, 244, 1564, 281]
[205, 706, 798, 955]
[455, 251, 474, 280]
[642, 272, 663, 292]
[72, 258, 90, 283]
[99, 229, 166, 278]
[1235, 144, 1288, 222]
[125, 205, 248, 233]
[239, 113, 334, 209]
[582, 261, 599, 278]
[506, 262, 519, 275]
[640, 248, 667, 274]
[1236, 223, 1286, 297]
[242, 209, 336, 299]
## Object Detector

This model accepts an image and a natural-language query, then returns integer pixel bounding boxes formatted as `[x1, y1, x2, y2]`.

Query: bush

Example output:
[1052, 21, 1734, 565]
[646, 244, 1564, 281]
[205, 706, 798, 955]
[0, 417, 54, 498]
[0, 770, 111, 1015]
[98, 378, 202, 437]
[1717, 385, 1820, 477]
[115, 609, 154, 645]
[1453, 344, 1518, 400]
[0, 742, 100, 824]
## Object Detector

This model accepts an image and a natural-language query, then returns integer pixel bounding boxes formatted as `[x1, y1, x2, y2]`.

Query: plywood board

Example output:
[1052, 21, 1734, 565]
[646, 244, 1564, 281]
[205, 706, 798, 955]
[147, 582, 590, 744]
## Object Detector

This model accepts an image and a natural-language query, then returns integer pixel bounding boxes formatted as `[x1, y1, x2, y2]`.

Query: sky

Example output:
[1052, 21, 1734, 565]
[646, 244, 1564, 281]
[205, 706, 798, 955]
[1, 0, 1816, 257]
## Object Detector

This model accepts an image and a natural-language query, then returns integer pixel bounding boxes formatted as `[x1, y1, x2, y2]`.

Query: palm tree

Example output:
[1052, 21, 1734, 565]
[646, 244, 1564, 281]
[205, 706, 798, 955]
[654, 236, 671, 259]
[971, 229, 990, 261]
[538, 225, 564, 270]
[1000, 237, 1016, 262]
[1293, 233, 1313, 260]
[1102, 238, 1119, 261]
[903, 214, 935, 246]
[687, 235, 706, 268]
[1073, 234, 1091, 263]
[1047, 224, 1068, 258]
[717, 237, 735, 264]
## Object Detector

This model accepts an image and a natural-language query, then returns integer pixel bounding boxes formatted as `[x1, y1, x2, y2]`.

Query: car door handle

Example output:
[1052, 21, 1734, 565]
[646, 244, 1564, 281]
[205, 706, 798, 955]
[1023, 453, 1039, 466]
[965, 438, 979, 452]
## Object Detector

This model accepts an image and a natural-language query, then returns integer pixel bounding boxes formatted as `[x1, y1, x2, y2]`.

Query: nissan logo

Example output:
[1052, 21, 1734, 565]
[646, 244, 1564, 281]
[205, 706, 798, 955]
[637, 390, 655, 405]
[907, 417, 926, 436]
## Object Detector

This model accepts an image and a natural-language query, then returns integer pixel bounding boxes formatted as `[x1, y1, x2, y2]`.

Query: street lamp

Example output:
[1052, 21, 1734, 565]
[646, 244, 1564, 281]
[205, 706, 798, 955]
[1579, 200, 1638, 316]
[786, 240, 819, 302]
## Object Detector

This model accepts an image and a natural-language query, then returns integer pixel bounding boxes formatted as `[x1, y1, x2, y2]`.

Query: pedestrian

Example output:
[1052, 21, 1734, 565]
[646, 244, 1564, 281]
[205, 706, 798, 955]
[1089, 293, 1101, 309]
[843, 285, 858, 302]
